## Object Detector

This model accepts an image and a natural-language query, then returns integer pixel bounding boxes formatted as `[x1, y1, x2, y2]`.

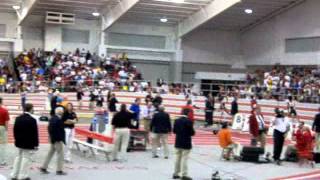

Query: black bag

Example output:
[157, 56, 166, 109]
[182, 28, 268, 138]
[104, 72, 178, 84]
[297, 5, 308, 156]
[241, 146, 264, 163]
[314, 153, 320, 163]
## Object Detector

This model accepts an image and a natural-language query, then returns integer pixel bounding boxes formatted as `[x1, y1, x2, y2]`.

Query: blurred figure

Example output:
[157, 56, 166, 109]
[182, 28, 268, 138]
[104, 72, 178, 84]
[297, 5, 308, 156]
[130, 98, 141, 129]
[21, 91, 27, 112]
[0, 97, 9, 166]
[152, 93, 162, 110]
[218, 122, 241, 160]
[173, 109, 195, 180]
[287, 96, 298, 122]
[108, 93, 118, 113]
[312, 108, 320, 153]
[181, 100, 195, 124]
[296, 123, 314, 166]
[41, 107, 67, 175]
[76, 88, 84, 110]
[111, 104, 133, 161]
[150, 106, 171, 158]
[62, 103, 78, 163]
[142, 102, 154, 144]
[205, 94, 215, 127]
[249, 106, 266, 149]
[230, 96, 238, 122]
[11, 104, 38, 180]
[272, 109, 290, 165]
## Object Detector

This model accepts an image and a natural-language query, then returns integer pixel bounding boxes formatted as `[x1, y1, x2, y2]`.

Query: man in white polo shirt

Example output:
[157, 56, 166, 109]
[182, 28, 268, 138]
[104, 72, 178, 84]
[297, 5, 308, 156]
[272, 109, 290, 165]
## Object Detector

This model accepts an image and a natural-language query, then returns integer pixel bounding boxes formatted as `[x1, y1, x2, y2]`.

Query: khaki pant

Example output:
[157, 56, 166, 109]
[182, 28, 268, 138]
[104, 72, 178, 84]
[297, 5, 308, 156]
[174, 148, 190, 177]
[152, 133, 169, 157]
[315, 133, 320, 153]
[143, 119, 151, 132]
[0, 126, 7, 163]
[42, 142, 64, 172]
[64, 128, 75, 161]
[256, 132, 266, 148]
[112, 128, 130, 161]
[11, 149, 34, 179]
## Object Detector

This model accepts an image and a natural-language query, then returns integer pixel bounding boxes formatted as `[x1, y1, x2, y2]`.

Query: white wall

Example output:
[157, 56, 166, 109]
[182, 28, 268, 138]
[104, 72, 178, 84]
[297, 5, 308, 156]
[182, 29, 243, 65]
[107, 22, 177, 50]
[61, 18, 100, 53]
[22, 15, 44, 50]
[241, 0, 320, 65]
[0, 13, 18, 39]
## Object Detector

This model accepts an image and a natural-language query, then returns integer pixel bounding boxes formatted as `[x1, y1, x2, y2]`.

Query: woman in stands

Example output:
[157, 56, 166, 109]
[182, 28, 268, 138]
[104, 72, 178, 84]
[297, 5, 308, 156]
[287, 96, 298, 122]
[63, 103, 78, 163]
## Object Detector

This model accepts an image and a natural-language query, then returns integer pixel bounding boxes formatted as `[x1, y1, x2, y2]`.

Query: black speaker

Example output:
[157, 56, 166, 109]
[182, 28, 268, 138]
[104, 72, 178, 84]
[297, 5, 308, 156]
[241, 146, 265, 163]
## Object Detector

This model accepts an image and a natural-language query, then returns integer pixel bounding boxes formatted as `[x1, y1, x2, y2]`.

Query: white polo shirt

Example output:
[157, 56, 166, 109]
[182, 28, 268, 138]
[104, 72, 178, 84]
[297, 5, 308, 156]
[273, 117, 290, 133]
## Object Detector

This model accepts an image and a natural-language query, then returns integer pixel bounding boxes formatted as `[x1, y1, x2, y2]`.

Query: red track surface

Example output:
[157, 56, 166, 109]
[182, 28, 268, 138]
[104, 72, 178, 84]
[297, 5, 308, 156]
[7, 124, 287, 146]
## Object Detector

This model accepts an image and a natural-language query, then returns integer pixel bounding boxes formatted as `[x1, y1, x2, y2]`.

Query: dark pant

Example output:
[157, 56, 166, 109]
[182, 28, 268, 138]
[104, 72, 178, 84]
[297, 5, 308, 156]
[273, 129, 285, 161]
[205, 111, 213, 125]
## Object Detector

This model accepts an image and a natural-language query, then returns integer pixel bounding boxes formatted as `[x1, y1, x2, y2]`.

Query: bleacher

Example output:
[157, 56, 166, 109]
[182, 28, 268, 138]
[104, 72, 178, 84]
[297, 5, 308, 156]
[1, 92, 318, 125]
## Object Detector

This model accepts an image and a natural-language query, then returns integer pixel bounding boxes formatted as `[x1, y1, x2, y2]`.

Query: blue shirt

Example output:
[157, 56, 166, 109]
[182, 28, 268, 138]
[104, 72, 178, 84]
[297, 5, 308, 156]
[130, 103, 140, 121]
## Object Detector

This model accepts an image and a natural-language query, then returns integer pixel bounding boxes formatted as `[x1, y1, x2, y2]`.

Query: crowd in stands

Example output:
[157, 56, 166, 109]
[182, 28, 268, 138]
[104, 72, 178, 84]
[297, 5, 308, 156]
[14, 48, 144, 92]
[0, 58, 15, 93]
[238, 65, 320, 103]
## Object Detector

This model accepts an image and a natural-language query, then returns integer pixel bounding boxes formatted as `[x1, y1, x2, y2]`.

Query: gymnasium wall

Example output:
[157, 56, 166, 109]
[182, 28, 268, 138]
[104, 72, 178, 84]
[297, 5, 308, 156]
[0, 12, 18, 39]
[241, 0, 320, 65]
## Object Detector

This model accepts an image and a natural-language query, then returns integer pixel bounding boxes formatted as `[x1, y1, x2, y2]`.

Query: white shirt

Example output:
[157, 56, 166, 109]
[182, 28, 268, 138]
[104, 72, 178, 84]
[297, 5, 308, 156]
[273, 117, 290, 133]
[256, 115, 265, 130]
[142, 106, 154, 120]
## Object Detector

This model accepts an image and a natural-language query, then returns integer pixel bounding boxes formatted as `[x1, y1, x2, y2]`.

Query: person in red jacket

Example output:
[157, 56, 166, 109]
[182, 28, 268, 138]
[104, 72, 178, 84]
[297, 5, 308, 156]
[249, 106, 266, 149]
[181, 100, 194, 123]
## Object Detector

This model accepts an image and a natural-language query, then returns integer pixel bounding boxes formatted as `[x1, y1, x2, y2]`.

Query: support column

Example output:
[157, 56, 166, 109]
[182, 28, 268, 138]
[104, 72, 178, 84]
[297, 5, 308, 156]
[13, 26, 23, 54]
[98, 17, 107, 57]
[170, 38, 183, 83]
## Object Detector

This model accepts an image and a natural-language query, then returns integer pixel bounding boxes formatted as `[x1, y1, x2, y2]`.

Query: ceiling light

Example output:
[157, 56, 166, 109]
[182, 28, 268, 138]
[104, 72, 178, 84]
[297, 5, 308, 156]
[160, 17, 168, 23]
[92, 11, 100, 17]
[12, 5, 20, 10]
[244, 9, 253, 14]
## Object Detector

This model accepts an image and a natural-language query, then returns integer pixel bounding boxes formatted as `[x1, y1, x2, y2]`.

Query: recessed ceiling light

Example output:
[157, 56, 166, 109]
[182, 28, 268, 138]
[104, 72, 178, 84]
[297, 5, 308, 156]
[160, 17, 168, 23]
[12, 5, 20, 10]
[92, 11, 100, 17]
[244, 9, 253, 14]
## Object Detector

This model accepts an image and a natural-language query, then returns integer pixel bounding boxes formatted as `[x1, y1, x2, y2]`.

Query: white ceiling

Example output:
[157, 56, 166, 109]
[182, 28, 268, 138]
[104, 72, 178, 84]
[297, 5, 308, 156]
[0, 0, 306, 31]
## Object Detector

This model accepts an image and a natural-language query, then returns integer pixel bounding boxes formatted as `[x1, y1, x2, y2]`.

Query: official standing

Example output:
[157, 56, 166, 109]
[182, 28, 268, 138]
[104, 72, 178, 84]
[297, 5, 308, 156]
[142, 102, 154, 144]
[11, 104, 38, 180]
[0, 97, 9, 166]
[173, 109, 195, 180]
[249, 107, 267, 149]
[312, 108, 320, 152]
[272, 109, 290, 165]
[108, 93, 118, 113]
[150, 106, 171, 158]
[62, 103, 78, 163]
[129, 98, 141, 129]
[205, 94, 215, 127]
[111, 104, 133, 161]
[230, 96, 239, 121]
[41, 107, 67, 175]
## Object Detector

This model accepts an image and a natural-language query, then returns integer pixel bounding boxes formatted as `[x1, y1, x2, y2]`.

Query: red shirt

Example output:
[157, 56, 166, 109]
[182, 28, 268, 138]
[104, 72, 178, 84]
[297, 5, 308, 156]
[0, 106, 9, 126]
[181, 105, 194, 122]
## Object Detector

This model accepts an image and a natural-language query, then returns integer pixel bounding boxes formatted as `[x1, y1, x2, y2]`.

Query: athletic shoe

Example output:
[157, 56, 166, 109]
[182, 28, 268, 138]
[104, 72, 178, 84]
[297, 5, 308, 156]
[181, 176, 192, 180]
[172, 175, 180, 179]
[56, 171, 67, 175]
[40, 168, 50, 174]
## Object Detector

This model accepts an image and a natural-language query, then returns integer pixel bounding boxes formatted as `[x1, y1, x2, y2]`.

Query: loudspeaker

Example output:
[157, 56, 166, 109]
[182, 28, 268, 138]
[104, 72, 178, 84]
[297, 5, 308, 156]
[241, 146, 264, 163]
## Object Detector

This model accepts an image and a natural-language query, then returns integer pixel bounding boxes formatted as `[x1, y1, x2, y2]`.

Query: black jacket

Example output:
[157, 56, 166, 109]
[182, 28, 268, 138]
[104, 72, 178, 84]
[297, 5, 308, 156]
[48, 115, 65, 144]
[231, 100, 239, 116]
[14, 113, 39, 150]
[205, 99, 214, 112]
[150, 111, 172, 134]
[112, 111, 133, 128]
[173, 116, 195, 150]
[312, 113, 320, 133]
[108, 97, 118, 112]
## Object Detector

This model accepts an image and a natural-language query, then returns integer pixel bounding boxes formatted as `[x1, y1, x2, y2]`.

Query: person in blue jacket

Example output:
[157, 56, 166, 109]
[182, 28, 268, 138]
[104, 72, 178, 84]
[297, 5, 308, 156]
[130, 98, 141, 129]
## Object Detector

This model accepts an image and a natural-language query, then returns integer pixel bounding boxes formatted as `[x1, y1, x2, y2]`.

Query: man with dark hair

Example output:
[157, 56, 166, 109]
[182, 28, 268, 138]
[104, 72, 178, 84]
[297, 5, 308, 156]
[150, 106, 171, 159]
[173, 108, 195, 180]
[11, 103, 39, 180]
[0, 97, 9, 166]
